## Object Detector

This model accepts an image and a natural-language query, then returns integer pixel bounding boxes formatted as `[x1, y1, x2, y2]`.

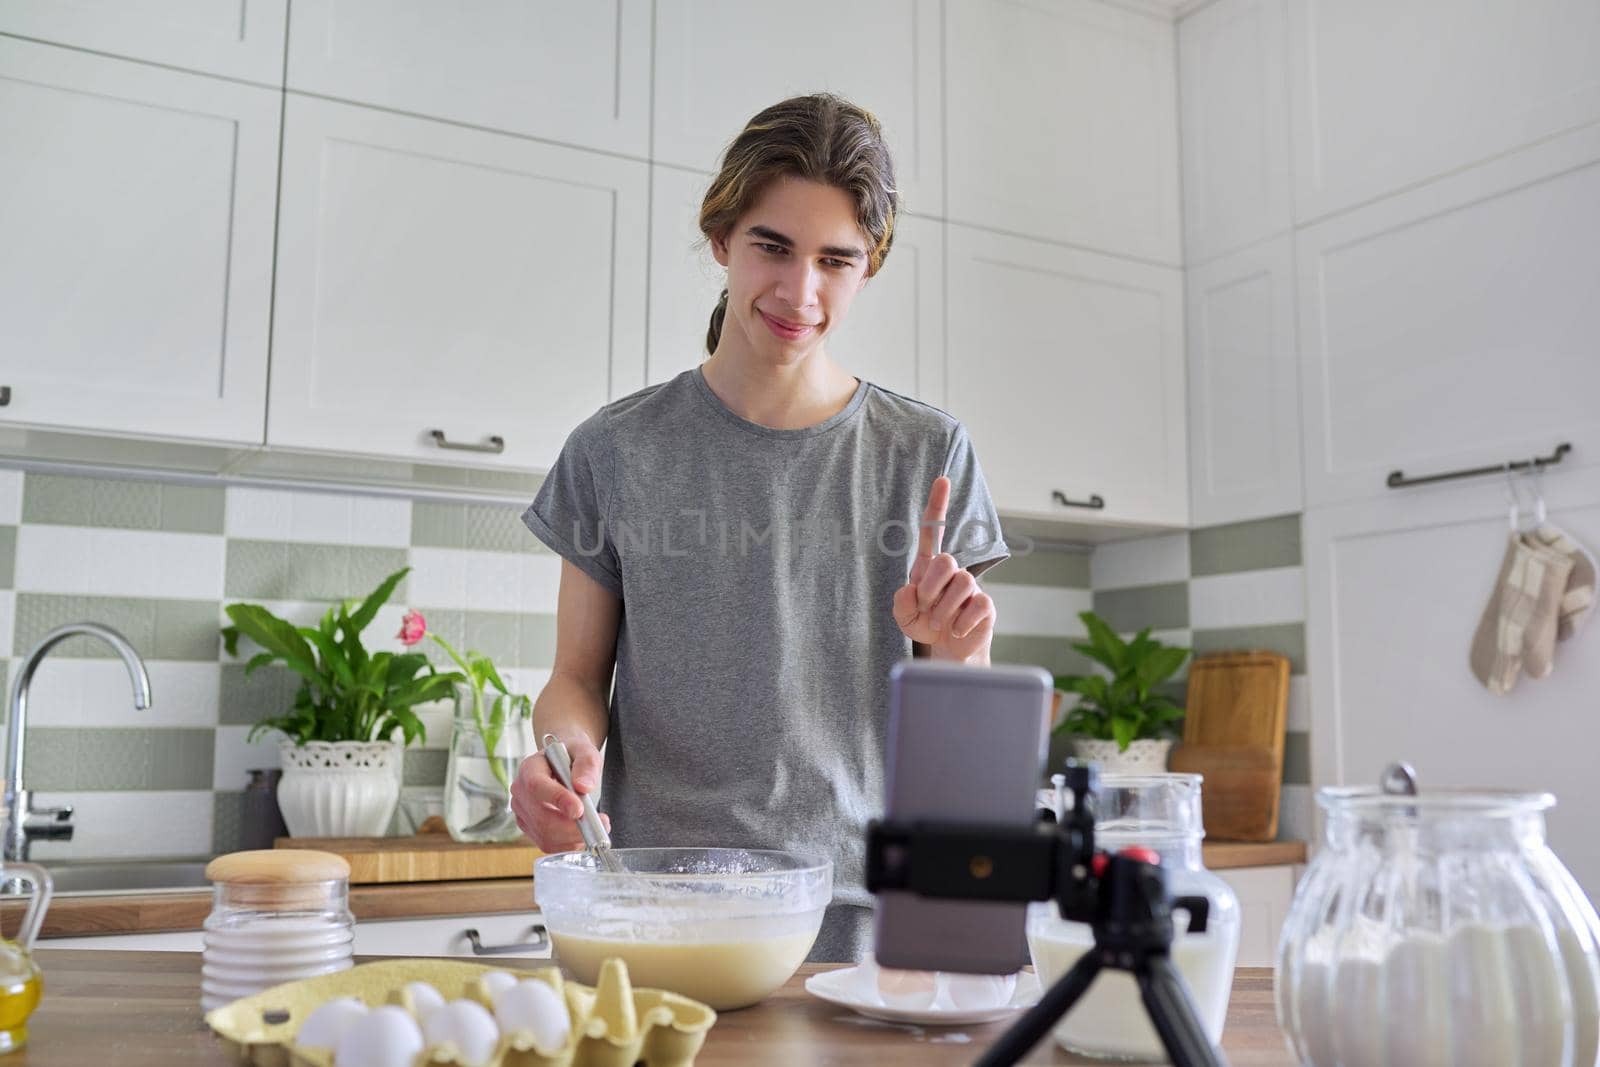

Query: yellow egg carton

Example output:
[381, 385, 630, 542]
[205, 956, 717, 1067]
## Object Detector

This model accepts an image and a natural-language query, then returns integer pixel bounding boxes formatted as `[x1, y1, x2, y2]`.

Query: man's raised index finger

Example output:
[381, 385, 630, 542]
[919, 475, 951, 559]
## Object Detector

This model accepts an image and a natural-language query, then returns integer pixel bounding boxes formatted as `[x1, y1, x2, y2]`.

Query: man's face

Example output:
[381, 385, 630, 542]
[710, 175, 873, 365]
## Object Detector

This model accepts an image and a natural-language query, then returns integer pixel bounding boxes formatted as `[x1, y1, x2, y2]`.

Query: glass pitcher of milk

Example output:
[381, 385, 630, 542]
[1276, 783, 1600, 1067]
[1027, 772, 1241, 1061]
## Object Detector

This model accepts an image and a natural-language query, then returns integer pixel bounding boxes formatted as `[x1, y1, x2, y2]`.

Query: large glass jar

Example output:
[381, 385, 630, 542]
[201, 850, 354, 1012]
[1276, 786, 1600, 1067]
[1027, 772, 1241, 1061]
[443, 686, 536, 843]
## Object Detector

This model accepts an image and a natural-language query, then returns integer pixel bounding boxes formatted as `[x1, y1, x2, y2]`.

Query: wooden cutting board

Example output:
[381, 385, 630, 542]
[1168, 651, 1291, 842]
[275, 823, 542, 885]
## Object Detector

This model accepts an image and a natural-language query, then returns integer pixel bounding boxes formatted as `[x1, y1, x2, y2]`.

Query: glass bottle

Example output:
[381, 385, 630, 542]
[1027, 772, 1242, 1061]
[0, 859, 50, 1054]
[443, 684, 536, 843]
[1276, 785, 1600, 1067]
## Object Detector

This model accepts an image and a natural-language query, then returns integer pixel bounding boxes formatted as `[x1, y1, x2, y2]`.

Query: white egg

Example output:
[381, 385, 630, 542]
[422, 999, 500, 1067]
[942, 971, 1017, 1010]
[296, 996, 369, 1051]
[401, 980, 446, 1018]
[479, 970, 518, 999]
[492, 979, 570, 1052]
[334, 1004, 424, 1067]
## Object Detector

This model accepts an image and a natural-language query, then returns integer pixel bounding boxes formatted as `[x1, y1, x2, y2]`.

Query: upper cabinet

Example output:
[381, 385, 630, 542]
[285, 0, 651, 159]
[947, 224, 1188, 529]
[1177, 0, 1292, 265]
[651, 0, 943, 218]
[1287, 0, 1600, 223]
[1185, 237, 1302, 526]
[946, 0, 1182, 266]
[0, 0, 287, 85]
[267, 95, 648, 472]
[1297, 127, 1600, 507]
[0, 38, 278, 446]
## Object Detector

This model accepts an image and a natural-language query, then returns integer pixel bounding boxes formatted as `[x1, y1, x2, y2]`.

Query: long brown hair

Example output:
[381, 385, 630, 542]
[699, 93, 899, 355]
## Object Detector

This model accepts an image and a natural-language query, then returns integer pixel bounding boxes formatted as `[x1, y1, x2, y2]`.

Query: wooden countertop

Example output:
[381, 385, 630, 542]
[3, 878, 535, 941]
[1202, 840, 1306, 870]
[12, 950, 1296, 1065]
[3, 841, 1305, 940]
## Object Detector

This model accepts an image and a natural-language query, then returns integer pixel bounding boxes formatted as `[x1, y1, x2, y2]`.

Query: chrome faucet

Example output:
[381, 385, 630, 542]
[4, 623, 152, 863]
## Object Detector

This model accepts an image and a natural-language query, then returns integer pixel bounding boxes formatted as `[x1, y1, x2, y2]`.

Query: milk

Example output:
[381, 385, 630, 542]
[1027, 919, 1237, 1062]
[1288, 920, 1591, 1067]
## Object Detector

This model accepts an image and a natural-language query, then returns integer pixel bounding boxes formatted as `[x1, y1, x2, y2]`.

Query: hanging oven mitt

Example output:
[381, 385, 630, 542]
[1522, 524, 1597, 642]
[1470, 534, 1575, 693]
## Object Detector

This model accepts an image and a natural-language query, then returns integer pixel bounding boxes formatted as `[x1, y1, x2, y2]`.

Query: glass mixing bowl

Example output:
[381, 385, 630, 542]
[535, 847, 832, 1011]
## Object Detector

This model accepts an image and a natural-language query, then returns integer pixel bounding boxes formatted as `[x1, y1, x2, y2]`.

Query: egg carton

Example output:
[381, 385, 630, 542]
[206, 957, 717, 1067]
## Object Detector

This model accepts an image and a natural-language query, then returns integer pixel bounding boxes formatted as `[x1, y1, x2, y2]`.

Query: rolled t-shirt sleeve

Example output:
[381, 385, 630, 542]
[942, 421, 1010, 580]
[521, 413, 624, 598]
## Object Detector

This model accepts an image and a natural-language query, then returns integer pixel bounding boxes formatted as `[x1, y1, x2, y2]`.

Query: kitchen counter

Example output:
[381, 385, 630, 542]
[11, 949, 1296, 1065]
[2, 842, 1305, 939]
[2, 879, 534, 941]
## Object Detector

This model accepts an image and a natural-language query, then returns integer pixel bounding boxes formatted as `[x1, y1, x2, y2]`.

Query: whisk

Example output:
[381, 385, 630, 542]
[541, 735, 625, 873]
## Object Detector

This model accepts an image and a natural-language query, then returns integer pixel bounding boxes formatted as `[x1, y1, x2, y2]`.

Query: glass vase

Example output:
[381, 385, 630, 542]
[442, 688, 535, 844]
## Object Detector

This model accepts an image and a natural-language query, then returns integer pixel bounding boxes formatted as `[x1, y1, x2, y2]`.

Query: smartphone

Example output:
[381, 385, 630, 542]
[872, 659, 1053, 974]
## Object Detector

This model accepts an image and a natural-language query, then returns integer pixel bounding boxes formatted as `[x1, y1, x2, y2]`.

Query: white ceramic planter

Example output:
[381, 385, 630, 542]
[276, 741, 401, 837]
[1070, 737, 1173, 774]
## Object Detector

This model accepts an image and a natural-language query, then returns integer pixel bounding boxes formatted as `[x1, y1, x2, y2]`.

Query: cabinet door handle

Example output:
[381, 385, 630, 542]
[462, 925, 548, 956]
[429, 429, 505, 454]
[0, 386, 10, 406]
[1052, 490, 1105, 510]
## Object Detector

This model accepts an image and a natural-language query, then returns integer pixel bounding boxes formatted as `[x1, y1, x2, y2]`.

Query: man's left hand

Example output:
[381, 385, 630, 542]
[892, 475, 995, 665]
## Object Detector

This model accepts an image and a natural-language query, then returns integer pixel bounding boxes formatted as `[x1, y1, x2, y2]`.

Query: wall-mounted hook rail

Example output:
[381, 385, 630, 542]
[1386, 442, 1572, 490]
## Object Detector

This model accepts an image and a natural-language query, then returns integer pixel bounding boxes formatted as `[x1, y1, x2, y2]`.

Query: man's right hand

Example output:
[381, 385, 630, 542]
[510, 733, 612, 853]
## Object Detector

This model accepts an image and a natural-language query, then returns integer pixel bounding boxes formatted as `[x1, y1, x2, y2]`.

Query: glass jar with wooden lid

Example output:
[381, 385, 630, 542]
[201, 850, 355, 1011]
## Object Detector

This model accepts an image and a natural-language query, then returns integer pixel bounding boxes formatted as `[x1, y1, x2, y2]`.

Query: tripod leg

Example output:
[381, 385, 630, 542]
[1133, 954, 1230, 1067]
[974, 950, 1103, 1067]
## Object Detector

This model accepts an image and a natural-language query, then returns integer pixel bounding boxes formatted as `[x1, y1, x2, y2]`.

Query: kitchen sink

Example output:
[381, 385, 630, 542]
[30, 860, 212, 894]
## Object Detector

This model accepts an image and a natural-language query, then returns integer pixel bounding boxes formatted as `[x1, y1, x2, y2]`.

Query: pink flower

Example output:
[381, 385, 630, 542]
[397, 609, 427, 647]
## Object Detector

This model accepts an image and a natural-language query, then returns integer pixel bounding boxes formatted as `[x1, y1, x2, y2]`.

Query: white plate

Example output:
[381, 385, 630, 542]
[805, 966, 1040, 1026]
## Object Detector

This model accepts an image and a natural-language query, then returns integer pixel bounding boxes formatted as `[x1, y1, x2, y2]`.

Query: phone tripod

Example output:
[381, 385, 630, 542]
[866, 762, 1228, 1067]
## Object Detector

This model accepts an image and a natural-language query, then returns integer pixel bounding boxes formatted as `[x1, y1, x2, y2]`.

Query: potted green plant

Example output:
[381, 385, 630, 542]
[397, 610, 534, 843]
[222, 566, 460, 837]
[1052, 611, 1190, 773]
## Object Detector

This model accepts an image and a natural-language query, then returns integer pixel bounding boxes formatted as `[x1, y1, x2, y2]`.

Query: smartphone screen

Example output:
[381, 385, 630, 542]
[872, 659, 1052, 974]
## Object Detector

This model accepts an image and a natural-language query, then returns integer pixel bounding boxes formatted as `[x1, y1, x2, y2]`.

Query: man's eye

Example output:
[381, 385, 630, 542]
[759, 243, 786, 254]
[824, 259, 851, 269]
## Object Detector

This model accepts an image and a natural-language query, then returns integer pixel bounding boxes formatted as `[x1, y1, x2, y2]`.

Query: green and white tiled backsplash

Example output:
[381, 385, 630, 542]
[0, 467, 1310, 861]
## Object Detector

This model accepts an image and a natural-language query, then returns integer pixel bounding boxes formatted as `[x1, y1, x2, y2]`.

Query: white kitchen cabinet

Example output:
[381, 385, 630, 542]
[645, 165, 945, 406]
[46, 912, 553, 961]
[0, 0, 288, 86]
[0, 39, 278, 446]
[285, 0, 650, 159]
[1286, 0, 1600, 224]
[946, 223, 1188, 528]
[946, 0, 1182, 266]
[1185, 237, 1302, 526]
[1304, 469, 1600, 900]
[353, 913, 551, 960]
[652, 0, 942, 218]
[1216, 864, 1298, 969]
[1176, 0, 1292, 265]
[267, 95, 649, 472]
[1297, 125, 1600, 509]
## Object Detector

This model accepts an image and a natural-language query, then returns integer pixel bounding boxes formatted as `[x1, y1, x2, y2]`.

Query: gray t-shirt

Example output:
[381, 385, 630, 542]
[521, 365, 1009, 960]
